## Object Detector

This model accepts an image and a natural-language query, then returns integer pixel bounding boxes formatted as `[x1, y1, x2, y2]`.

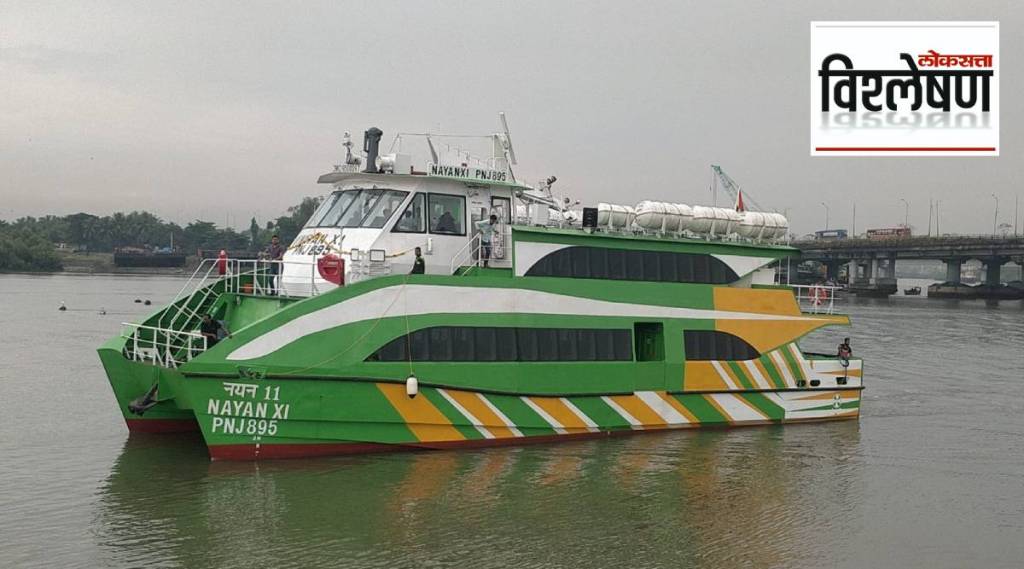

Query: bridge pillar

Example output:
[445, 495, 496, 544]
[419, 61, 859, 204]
[825, 260, 842, 281]
[983, 258, 1005, 286]
[869, 257, 880, 284]
[944, 258, 962, 284]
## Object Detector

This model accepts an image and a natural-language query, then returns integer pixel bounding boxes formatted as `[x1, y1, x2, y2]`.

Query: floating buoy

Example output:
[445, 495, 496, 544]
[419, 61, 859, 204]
[58, 301, 67, 311]
[144, 300, 152, 306]
[134, 299, 142, 303]
[99, 307, 107, 315]
[405, 374, 418, 398]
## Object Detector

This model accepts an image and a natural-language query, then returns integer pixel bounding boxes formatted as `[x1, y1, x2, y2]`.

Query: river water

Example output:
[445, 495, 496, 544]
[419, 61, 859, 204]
[1, 274, 1022, 569]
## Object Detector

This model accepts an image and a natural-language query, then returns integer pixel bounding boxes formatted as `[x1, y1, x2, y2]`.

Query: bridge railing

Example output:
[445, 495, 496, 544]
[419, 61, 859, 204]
[790, 284, 841, 315]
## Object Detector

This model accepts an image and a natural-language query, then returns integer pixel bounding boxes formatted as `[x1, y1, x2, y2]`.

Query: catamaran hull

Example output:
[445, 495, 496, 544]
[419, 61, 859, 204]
[182, 377, 862, 461]
[98, 346, 199, 433]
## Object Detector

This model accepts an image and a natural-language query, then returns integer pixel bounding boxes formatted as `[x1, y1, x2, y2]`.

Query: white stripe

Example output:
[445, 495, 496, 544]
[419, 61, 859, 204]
[227, 284, 822, 360]
[711, 254, 773, 277]
[601, 396, 642, 428]
[743, 360, 771, 389]
[709, 393, 767, 422]
[477, 394, 524, 437]
[636, 391, 689, 425]
[788, 344, 810, 377]
[520, 397, 568, 434]
[561, 398, 599, 430]
[710, 360, 740, 390]
[437, 389, 493, 439]
[770, 351, 795, 387]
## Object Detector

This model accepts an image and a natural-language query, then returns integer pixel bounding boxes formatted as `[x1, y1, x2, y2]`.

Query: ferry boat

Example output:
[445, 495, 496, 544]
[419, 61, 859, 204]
[99, 117, 861, 460]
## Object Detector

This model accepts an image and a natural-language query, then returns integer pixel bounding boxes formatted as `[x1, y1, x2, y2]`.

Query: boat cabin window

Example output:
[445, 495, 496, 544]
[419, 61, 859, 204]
[683, 330, 759, 361]
[306, 190, 358, 227]
[392, 193, 426, 233]
[305, 189, 408, 228]
[361, 190, 408, 229]
[525, 246, 739, 284]
[366, 326, 633, 362]
[428, 193, 466, 236]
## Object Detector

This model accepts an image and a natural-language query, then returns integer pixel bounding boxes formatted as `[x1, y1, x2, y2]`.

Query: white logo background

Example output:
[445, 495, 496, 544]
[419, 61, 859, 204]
[810, 21, 999, 156]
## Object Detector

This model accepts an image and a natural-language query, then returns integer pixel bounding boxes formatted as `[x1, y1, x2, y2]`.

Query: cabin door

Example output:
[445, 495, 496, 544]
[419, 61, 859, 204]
[490, 196, 511, 260]
[633, 322, 667, 390]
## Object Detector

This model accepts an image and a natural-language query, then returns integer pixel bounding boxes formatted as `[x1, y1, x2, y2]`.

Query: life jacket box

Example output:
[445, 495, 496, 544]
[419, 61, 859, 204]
[582, 207, 598, 228]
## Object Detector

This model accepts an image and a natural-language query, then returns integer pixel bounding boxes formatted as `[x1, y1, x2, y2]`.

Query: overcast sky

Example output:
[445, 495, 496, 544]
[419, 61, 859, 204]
[2, 1, 1020, 235]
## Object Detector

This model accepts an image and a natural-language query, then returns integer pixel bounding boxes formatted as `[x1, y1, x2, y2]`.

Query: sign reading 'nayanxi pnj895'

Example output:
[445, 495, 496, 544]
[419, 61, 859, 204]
[810, 22, 999, 156]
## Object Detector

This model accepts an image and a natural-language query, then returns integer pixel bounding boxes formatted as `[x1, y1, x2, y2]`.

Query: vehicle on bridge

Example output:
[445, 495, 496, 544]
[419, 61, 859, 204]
[866, 226, 911, 239]
[814, 229, 848, 241]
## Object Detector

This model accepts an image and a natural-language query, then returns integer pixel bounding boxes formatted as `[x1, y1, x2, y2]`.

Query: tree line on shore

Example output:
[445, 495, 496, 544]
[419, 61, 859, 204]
[0, 197, 322, 272]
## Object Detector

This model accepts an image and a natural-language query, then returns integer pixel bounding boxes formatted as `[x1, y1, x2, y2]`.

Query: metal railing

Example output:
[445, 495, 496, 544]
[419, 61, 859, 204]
[448, 228, 513, 275]
[121, 322, 208, 368]
[790, 284, 841, 315]
[450, 234, 482, 275]
[157, 257, 326, 333]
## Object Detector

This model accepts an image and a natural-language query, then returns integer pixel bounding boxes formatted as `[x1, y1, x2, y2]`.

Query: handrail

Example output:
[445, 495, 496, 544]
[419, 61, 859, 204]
[121, 322, 208, 368]
[449, 233, 482, 275]
[790, 284, 841, 315]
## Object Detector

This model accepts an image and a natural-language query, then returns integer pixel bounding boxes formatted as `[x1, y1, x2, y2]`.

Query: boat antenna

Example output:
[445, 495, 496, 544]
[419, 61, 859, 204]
[426, 134, 439, 165]
[499, 111, 518, 182]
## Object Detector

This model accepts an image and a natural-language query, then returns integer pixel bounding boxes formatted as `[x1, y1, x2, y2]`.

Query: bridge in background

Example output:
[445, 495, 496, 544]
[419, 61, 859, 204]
[793, 235, 1024, 297]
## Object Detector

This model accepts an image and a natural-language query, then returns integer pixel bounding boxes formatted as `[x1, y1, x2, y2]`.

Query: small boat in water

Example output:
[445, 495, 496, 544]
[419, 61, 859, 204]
[904, 286, 922, 296]
[99, 117, 863, 460]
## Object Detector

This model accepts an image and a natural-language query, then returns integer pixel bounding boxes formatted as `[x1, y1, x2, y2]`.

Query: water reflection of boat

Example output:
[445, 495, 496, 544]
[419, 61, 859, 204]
[903, 286, 921, 296]
[97, 422, 862, 567]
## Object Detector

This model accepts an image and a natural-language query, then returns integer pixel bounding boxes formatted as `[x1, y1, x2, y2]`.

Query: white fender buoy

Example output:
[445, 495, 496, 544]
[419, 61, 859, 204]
[406, 374, 418, 398]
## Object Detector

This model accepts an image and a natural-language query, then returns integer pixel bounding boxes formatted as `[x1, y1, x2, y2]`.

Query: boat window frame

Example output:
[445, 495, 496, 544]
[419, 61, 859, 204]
[427, 192, 467, 237]
[359, 189, 409, 229]
[391, 192, 427, 234]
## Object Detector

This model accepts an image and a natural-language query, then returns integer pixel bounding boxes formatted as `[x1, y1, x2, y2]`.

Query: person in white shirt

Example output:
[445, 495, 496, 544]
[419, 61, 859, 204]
[474, 214, 499, 268]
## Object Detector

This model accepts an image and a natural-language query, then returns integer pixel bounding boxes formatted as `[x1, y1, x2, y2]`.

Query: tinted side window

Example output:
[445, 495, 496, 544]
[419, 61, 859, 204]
[368, 327, 634, 362]
[524, 246, 738, 284]
[683, 330, 759, 361]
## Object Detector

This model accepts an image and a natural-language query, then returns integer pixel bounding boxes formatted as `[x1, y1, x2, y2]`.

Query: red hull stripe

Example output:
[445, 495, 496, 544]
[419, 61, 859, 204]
[126, 418, 200, 433]
[815, 146, 996, 152]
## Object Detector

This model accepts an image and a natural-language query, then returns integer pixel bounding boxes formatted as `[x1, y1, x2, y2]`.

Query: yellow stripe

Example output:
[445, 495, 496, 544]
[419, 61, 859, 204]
[607, 395, 667, 427]
[718, 362, 747, 390]
[528, 397, 590, 432]
[377, 384, 464, 443]
[796, 389, 862, 401]
[446, 391, 516, 438]
[658, 392, 700, 424]
[819, 368, 863, 378]
[684, 361, 729, 391]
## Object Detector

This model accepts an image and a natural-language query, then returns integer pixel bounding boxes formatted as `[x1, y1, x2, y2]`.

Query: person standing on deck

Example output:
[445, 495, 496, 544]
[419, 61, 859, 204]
[410, 247, 425, 275]
[200, 314, 231, 348]
[475, 214, 499, 268]
[265, 234, 285, 295]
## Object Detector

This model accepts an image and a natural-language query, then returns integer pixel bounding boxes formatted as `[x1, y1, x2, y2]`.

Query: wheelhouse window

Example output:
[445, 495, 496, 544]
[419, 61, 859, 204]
[428, 193, 466, 235]
[366, 326, 633, 362]
[361, 190, 408, 228]
[306, 190, 358, 228]
[525, 246, 739, 284]
[392, 193, 426, 233]
[305, 189, 408, 228]
[683, 330, 759, 361]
